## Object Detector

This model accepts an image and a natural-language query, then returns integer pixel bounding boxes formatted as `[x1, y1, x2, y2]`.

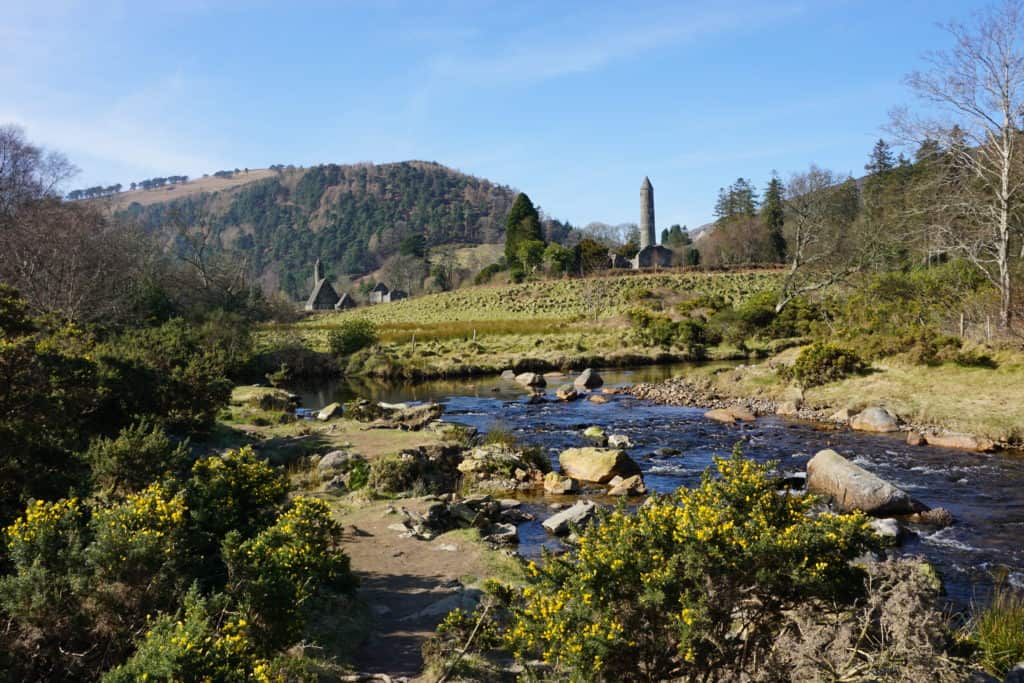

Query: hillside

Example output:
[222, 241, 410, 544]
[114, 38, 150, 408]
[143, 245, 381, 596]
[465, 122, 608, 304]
[119, 162, 566, 298]
[110, 169, 278, 207]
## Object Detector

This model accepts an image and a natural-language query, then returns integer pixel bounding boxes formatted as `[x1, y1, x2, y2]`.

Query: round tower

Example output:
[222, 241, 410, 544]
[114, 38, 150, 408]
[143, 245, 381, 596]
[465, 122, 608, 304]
[640, 177, 655, 249]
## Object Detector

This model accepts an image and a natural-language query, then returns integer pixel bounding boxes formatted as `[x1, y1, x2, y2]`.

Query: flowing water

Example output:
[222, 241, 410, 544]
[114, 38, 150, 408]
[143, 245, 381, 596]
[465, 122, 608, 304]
[291, 365, 1024, 605]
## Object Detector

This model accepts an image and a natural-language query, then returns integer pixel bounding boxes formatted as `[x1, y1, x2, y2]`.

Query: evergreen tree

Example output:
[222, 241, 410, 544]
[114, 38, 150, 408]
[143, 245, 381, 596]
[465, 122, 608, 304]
[504, 193, 543, 267]
[865, 139, 895, 176]
[714, 179, 758, 222]
[761, 174, 786, 262]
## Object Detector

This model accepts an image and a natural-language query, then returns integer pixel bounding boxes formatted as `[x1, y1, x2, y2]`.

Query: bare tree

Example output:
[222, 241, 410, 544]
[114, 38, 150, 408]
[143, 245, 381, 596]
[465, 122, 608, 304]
[891, 0, 1024, 329]
[0, 199, 145, 322]
[167, 206, 254, 312]
[777, 166, 863, 313]
[0, 125, 77, 226]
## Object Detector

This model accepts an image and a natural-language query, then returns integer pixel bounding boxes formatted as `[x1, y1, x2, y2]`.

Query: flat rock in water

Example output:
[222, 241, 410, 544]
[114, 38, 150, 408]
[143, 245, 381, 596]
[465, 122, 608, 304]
[924, 432, 995, 452]
[559, 447, 640, 484]
[705, 406, 756, 424]
[806, 449, 920, 515]
[317, 402, 343, 421]
[500, 369, 516, 380]
[542, 500, 598, 535]
[850, 407, 899, 433]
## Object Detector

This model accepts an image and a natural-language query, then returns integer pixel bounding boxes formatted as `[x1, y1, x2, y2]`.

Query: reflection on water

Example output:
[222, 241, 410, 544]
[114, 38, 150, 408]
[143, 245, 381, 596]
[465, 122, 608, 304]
[290, 365, 1024, 606]
[288, 363, 730, 408]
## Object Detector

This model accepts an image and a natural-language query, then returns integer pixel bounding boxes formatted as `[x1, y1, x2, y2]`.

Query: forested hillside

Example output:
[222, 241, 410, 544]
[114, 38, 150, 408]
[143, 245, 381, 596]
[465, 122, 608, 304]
[121, 162, 568, 298]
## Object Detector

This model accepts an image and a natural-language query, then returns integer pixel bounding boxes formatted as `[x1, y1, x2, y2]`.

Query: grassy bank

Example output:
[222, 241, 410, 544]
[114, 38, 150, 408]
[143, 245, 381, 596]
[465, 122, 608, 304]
[681, 347, 1024, 444]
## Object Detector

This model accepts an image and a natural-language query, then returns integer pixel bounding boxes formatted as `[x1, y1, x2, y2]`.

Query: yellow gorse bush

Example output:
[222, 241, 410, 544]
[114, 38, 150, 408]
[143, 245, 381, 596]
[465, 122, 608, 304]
[5, 497, 82, 547]
[502, 446, 874, 682]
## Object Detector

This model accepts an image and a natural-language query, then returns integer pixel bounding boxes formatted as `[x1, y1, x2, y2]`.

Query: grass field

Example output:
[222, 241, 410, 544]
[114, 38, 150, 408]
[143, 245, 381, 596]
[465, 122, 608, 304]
[258, 271, 781, 376]
[289, 270, 783, 330]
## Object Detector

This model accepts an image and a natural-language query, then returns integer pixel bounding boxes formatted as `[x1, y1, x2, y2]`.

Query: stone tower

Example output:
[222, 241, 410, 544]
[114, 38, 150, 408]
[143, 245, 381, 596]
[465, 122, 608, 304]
[640, 177, 655, 249]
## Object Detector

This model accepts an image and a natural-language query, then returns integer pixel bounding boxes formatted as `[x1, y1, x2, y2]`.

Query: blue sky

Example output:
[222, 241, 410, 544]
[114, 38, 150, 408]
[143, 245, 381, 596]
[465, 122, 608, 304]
[1, 0, 991, 228]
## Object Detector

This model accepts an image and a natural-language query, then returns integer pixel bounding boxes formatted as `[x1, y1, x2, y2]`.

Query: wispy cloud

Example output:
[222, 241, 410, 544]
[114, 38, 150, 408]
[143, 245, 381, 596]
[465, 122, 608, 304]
[426, 2, 810, 87]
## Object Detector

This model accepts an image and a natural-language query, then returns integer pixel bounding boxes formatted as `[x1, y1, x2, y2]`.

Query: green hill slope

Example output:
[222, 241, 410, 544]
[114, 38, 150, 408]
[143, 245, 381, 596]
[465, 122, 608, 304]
[120, 161, 566, 298]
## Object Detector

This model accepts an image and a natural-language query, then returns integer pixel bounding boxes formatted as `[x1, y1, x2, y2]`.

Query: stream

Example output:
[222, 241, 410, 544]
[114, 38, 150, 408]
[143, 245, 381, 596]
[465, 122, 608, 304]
[291, 364, 1024, 606]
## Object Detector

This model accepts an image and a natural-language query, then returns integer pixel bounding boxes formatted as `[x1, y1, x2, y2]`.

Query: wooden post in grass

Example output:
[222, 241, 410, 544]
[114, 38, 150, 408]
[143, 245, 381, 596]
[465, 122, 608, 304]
[960, 313, 965, 338]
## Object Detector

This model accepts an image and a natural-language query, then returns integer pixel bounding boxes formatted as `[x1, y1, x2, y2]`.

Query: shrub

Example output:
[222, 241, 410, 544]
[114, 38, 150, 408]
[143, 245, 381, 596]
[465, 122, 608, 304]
[85, 421, 190, 498]
[223, 497, 356, 651]
[87, 483, 189, 651]
[185, 447, 289, 580]
[327, 319, 378, 356]
[627, 308, 677, 349]
[676, 319, 708, 358]
[498, 446, 874, 681]
[98, 318, 234, 433]
[0, 498, 90, 642]
[473, 262, 505, 285]
[101, 587, 281, 683]
[369, 454, 421, 495]
[969, 581, 1024, 677]
[784, 342, 866, 389]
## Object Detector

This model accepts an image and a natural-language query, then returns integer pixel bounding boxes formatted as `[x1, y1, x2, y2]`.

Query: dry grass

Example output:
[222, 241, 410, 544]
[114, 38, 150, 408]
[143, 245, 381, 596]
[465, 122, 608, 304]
[109, 169, 276, 207]
[691, 349, 1024, 443]
[810, 353, 1024, 442]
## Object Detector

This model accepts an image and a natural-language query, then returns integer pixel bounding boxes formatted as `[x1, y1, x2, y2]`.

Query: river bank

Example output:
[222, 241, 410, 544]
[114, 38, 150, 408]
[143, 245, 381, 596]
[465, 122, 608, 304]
[627, 348, 1024, 451]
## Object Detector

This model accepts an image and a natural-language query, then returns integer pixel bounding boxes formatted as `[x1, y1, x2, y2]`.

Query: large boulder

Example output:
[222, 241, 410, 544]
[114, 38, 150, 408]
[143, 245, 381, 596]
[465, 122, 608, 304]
[850, 407, 900, 433]
[559, 447, 641, 484]
[806, 449, 919, 515]
[515, 372, 546, 388]
[542, 500, 598, 535]
[574, 368, 604, 390]
[924, 432, 996, 452]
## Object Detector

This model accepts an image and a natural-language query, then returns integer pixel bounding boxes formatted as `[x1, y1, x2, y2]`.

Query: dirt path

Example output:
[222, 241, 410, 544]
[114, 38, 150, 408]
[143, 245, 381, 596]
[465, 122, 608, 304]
[335, 498, 514, 681]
